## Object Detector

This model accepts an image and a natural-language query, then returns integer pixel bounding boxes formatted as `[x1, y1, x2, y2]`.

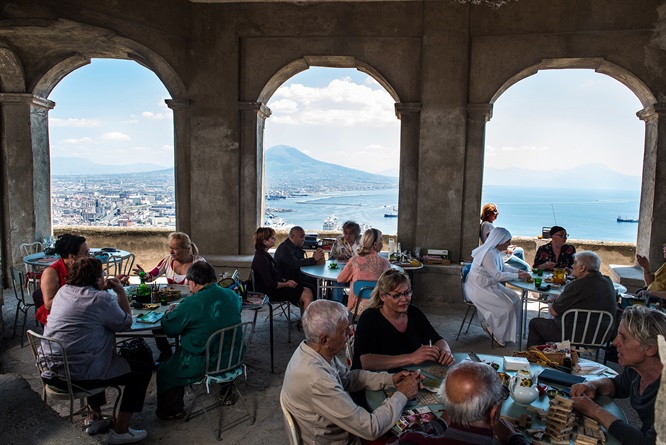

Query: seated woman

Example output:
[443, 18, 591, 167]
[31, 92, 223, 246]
[35, 233, 90, 325]
[635, 242, 666, 300]
[571, 305, 665, 445]
[533, 225, 576, 271]
[281, 299, 420, 445]
[465, 227, 532, 347]
[480, 202, 530, 271]
[330, 220, 361, 261]
[352, 269, 455, 371]
[337, 228, 391, 313]
[156, 261, 242, 421]
[39, 257, 152, 444]
[134, 231, 204, 365]
[251, 227, 313, 312]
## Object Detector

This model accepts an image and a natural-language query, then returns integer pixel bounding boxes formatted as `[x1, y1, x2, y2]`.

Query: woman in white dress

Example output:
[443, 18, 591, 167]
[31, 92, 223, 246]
[464, 227, 531, 346]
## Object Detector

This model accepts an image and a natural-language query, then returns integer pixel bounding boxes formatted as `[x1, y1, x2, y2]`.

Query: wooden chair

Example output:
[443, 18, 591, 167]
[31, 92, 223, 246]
[26, 330, 121, 422]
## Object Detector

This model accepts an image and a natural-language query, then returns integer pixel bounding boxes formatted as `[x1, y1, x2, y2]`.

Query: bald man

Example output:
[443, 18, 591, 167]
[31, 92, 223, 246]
[389, 361, 529, 445]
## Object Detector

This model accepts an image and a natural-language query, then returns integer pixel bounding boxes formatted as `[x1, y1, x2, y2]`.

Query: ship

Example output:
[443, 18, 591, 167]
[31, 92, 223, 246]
[384, 205, 398, 218]
[617, 215, 639, 223]
[323, 214, 339, 231]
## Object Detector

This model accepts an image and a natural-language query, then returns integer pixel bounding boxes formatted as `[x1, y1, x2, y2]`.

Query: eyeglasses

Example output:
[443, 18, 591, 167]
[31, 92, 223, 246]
[386, 290, 413, 300]
[497, 385, 510, 403]
[553, 233, 569, 238]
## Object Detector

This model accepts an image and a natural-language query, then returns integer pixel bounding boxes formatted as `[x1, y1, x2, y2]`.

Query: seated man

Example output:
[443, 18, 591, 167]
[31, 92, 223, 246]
[274, 225, 324, 292]
[281, 300, 420, 444]
[390, 361, 528, 444]
[571, 305, 665, 445]
[636, 242, 666, 300]
[155, 261, 242, 420]
[527, 251, 617, 348]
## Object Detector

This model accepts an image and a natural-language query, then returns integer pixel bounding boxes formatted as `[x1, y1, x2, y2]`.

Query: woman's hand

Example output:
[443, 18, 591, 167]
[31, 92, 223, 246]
[132, 264, 145, 275]
[571, 382, 596, 398]
[104, 277, 124, 293]
[518, 271, 532, 281]
[636, 254, 650, 270]
[436, 348, 455, 366]
[410, 345, 441, 364]
[540, 261, 556, 270]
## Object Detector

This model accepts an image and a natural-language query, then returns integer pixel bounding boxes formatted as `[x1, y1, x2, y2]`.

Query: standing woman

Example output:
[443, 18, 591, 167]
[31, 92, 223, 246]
[465, 227, 531, 347]
[337, 228, 391, 313]
[134, 232, 203, 284]
[533, 226, 576, 272]
[35, 233, 90, 325]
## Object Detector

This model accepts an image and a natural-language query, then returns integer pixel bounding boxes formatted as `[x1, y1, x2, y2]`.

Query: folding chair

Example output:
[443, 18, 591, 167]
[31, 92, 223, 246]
[456, 263, 476, 340]
[561, 309, 614, 361]
[10, 267, 36, 347]
[279, 391, 302, 445]
[20, 241, 44, 292]
[26, 330, 121, 422]
[250, 269, 299, 343]
[187, 321, 255, 440]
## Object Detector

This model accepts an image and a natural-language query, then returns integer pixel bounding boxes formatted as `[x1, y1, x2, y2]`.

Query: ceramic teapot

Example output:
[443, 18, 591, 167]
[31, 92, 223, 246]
[509, 370, 539, 406]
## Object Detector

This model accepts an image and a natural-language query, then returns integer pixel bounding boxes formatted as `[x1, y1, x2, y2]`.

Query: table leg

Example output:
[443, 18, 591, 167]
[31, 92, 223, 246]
[269, 303, 274, 374]
[518, 289, 528, 350]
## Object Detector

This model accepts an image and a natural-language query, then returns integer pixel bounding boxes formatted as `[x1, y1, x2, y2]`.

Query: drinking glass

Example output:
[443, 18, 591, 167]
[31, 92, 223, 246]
[534, 277, 542, 288]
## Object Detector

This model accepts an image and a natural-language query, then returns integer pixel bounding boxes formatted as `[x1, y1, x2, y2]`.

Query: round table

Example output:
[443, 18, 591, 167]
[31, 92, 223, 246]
[23, 248, 133, 267]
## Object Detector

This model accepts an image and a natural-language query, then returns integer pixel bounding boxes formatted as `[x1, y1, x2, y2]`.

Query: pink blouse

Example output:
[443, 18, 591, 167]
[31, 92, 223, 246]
[337, 252, 391, 311]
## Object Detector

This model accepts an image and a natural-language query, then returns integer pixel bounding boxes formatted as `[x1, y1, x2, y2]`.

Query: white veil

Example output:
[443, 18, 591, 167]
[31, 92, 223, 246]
[471, 227, 512, 265]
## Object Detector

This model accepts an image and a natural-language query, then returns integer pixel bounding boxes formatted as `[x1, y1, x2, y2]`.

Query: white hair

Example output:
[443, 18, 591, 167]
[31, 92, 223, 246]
[574, 251, 600, 272]
[302, 300, 349, 343]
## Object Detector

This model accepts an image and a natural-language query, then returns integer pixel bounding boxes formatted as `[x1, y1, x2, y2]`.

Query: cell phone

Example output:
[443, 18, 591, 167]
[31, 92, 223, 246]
[468, 352, 481, 362]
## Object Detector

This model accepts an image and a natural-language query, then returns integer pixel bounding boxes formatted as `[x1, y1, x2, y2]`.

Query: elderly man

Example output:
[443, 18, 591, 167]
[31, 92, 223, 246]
[281, 300, 420, 444]
[526, 251, 617, 348]
[275, 225, 325, 292]
[390, 361, 528, 444]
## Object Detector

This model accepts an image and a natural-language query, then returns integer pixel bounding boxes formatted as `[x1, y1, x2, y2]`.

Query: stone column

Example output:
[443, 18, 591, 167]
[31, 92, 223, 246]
[637, 104, 666, 268]
[461, 103, 493, 260]
[395, 102, 421, 250]
[0, 93, 54, 281]
[166, 99, 192, 235]
[239, 101, 271, 254]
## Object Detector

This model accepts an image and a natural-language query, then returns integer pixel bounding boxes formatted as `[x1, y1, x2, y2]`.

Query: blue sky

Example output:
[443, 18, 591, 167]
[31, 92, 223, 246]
[48, 59, 645, 177]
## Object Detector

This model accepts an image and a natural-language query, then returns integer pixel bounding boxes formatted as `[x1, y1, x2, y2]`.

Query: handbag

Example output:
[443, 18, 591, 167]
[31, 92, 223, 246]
[118, 338, 153, 365]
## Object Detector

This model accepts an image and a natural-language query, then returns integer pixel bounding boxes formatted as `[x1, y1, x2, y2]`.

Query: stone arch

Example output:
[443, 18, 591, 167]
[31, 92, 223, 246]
[0, 44, 26, 93]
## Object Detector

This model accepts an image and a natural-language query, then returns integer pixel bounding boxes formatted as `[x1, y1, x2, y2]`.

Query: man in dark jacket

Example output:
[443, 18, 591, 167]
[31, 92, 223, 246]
[274, 226, 324, 292]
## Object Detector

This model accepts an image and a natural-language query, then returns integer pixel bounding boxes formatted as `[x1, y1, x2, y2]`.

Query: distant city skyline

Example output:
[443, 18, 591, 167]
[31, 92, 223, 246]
[48, 59, 645, 177]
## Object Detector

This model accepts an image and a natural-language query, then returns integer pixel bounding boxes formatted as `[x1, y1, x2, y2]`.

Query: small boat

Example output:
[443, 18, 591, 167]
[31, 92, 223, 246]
[617, 215, 639, 223]
[384, 213, 398, 218]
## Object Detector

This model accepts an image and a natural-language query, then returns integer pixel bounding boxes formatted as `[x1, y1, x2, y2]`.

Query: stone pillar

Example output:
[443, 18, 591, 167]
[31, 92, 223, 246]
[637, 104, 666, 269]
[395, 102, 421, 249]
[239, 101, 271, 254]
[166, 99, 192, 235]
[461, 103, 493, 261]
[0, 93, 54, 282]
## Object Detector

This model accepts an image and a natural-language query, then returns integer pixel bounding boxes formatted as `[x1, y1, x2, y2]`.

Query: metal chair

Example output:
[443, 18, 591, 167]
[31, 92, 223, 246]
[279, 391, 302, 445]
[104, 253, 135, 278]
[250, 268, 299, 343]
[187, 321, 255, 440]
[26, 330, 121, 422]
[456, 263, 476, 341]
[10, 267, 36, 347]
[561, 309, 615, 361]
[20, 241, 44, 292]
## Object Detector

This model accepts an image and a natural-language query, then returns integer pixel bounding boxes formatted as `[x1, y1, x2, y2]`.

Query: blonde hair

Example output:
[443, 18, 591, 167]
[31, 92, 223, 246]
[480, 203, 497, 222]
[368, 269, 411, 309]
[168, 232, 199, 256]
[357, 228, 382, 257]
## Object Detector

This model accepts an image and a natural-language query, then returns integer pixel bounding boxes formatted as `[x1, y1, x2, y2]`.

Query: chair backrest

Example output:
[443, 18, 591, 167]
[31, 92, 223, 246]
[26, 329, 74, 394]
[561, 309, 614, 349]
[205, 321, 254, 376]
[20, 242, 43, 257]
[351, 280, 377, 325]
[104, 253, 135, 278]
[461, 262, 472, 304]
[279, 391, 302, 445]
[10, 267, 30, 305]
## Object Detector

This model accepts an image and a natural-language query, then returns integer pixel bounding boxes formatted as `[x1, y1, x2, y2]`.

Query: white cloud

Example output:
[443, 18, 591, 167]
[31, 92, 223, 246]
[270, 99, 299, 114]
[50, 118, 101, 128]
[486, 144, 550, 152]
[63, 137, 94, 144]
[101, 132, 131, 141]
[141, 111, 170, 120]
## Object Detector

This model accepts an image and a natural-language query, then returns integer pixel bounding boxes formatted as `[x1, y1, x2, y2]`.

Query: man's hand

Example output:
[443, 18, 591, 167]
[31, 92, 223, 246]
[285, 280, 298, 288]
[394, 373, 419, 400]
[313, 249, 325, 262]
[571, 382, 596, 399]
[410, 345, 441, 364]
[541, 261, 556, 271]
[104, 277, 124, 293]
[435, 345, 455, 366]
[518, 271, 532, 281]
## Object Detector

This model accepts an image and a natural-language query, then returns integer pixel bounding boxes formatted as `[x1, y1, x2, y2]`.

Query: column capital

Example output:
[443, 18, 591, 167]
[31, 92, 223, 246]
[0, 93, 54, 110]
[637, 103, 666, 122]
[466, 103, 493, 122]
[239, 101, 271, 118]
[394, 102, 420, 118]
[165, 98, 191, 110]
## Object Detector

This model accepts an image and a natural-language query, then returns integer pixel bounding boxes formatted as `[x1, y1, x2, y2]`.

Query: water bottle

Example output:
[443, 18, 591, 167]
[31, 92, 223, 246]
[388, 238, 395, 261]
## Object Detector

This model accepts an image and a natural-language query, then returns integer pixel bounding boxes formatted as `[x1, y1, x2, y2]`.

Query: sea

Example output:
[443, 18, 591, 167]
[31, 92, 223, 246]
[265, 185, 641, 243]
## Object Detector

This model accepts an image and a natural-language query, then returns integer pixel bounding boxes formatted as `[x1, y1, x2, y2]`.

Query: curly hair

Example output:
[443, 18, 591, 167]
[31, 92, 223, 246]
[621, 305, 666, 355]
[54, 233, 87, 258]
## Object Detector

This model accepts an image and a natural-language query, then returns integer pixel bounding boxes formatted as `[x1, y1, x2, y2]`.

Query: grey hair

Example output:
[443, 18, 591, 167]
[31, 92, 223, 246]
[302, 300, 349, 344]
[574, 251, 600, 272]
[621, 305, 666, 356]
[438, 362, 504, 427]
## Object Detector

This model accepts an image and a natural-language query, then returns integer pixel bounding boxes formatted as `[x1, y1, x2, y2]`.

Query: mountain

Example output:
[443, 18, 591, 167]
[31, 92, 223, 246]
[484, 163, 641, 190]
[52, 156, 168, 176]
[264, 145, 398, 191]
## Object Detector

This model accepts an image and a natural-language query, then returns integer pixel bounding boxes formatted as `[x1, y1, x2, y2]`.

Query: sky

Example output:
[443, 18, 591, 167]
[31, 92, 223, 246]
[48, 59, 646, 177]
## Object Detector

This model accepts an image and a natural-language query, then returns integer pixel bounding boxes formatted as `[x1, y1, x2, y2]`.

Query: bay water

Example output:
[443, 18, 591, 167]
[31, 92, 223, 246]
[266, 186, 640, 243]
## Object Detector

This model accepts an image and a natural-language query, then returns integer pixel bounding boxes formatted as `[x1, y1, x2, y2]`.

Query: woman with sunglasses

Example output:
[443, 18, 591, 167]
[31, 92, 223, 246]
[533, 225, 576, 272]
[480, 203, 530, 271]
[352, 269, 454, 371]
[337, 228, 391, 313]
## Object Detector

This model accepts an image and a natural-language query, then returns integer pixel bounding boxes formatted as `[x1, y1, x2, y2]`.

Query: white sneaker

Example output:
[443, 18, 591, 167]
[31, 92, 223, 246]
[108, 428, 148, 444]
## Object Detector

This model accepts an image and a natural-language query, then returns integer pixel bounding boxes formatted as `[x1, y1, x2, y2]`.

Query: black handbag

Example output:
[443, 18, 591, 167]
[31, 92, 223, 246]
[118, 338, 153, 365]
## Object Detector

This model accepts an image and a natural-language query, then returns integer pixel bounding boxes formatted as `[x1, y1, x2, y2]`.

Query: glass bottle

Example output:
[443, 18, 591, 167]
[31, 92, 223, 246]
[136, 271, 152, 303]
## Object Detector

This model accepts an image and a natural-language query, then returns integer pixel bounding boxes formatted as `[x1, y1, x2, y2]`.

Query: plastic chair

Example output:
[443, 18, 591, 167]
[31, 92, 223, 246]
[350, 280, 377, 325]
[10, 267, 36, 347]
[561, 309, 615, 361]
[187, 321, 255, 440]
[456, 263, 476, 341]
[279, 391, 302, 445]
[26, 330, 121, 422]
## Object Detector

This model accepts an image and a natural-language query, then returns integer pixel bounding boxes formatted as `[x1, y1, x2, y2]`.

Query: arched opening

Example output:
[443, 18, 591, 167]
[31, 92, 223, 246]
[47, 59, 175, 228]
[262, 67, 400, 234]
[483, 68, 644, 243]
